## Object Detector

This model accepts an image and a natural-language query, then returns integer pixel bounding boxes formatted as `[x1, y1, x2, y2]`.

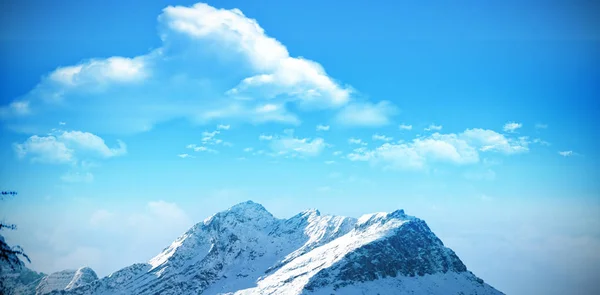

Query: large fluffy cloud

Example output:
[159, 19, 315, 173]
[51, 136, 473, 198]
[1, 2, 392, 134]
[14, 130, 126, 164]
[14, 130, 126, 182]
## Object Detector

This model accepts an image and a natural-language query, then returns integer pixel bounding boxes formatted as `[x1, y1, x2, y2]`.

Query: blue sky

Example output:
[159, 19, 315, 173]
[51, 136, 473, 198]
[0, 1, 599, 294]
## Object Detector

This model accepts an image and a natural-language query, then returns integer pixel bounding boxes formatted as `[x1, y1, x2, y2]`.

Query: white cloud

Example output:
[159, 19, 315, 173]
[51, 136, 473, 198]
[201, 130, 220, 144]
[558, 151, 574, 157]
[243, 147, 253, 152]
[269, 132, 327, 157]
[14, 130, 125, 164]
[372, 134, 393, 142]
[334, 101, 396, 127]
[58, 122, 66, 126]
[503, 122, 522, 133]
[399, 124, 412, 130]
[347, 136, 477, 170]
[332, 151, 343, 156]
[0, 101, 31, 118]
[248, 104, 300, 125]
[535, 123, 548, 129]
[324, 160, 335, 165]
[185, 144, 217, 153]
[412, 133, 479, 164]
[348, 138, 367, 146]
[424, 124, 443, 131]
[61, 172, 94, 183]
[49, 57, 147, 88]
[461, 128, 528, 154]
[177, 153, 194, 158]
[195, 146, 217, 153]
[316, 124, 330, 131]
[256, 104, 278, 113]
[59, 131, 127, 158]
[183, 128, 230, 153]
[347, 128, 530, 170]
[2, 3, 381, 133]
[164, 4, 351, 107]
[533, 138, 551, 146]
[14, 135, 74, 163]
[259, 134, 273, 141]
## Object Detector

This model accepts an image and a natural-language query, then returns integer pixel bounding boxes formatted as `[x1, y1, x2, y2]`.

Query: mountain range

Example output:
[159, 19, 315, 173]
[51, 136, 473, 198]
[1, 201, 503, 294]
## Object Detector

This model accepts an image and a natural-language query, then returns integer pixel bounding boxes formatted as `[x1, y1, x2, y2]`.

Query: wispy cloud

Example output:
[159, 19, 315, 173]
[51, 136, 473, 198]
[503, 122, 522, 133]
[424, 124, 443, 131]
[201, 130, 221, 145]
[316, 124, 330, 131]
[399, 124, 413, 130]
[533, 138, 551, 146]
[185, 144, 217, 153]
[558, 150, 574, 157]
[348, 138, 368, 146]
[177, 153, 195, 158]
[535, 123, 548, 129]
[372, 134, 393, 142]
[270, 136, 327, 157]
[259, 134, 273, 141]
[186, 126, 233, 152]
[334, 101, 397, 127]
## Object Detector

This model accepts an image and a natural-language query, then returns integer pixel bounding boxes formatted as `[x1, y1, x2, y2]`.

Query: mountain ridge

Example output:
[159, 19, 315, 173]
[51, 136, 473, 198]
[3, 201, 503, 295]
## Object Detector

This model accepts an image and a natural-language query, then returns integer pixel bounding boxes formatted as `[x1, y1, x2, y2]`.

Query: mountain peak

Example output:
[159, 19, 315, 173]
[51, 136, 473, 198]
[200, 200, 276, 231]
[300, 208, 320, 217]
[228, 200, 266, 211]
[33, 203, 502, 295]
[226, 200, 273, 219]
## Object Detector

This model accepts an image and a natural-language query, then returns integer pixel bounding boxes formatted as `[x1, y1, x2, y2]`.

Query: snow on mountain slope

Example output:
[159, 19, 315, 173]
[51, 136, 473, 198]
[35, 267, 98, 294]
[40, 201, 502, 295]
[306, 272, 500, 295]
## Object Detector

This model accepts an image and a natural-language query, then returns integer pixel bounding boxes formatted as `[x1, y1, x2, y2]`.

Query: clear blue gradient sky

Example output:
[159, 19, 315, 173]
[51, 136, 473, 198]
[1, 1, 599, 294]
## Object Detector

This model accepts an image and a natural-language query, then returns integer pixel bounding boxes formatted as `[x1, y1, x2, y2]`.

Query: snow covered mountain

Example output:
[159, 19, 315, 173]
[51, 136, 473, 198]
[35, 267, 98, 294]
[6, 201, 503, 294]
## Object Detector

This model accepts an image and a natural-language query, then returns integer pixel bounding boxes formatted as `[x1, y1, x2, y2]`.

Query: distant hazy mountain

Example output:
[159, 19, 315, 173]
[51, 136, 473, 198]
[4, 201, 503, 294]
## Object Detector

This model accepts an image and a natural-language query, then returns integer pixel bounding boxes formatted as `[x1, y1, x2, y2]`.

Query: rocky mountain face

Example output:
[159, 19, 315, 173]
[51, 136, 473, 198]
[4, 201, 503, 294]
